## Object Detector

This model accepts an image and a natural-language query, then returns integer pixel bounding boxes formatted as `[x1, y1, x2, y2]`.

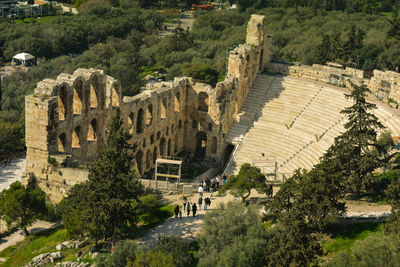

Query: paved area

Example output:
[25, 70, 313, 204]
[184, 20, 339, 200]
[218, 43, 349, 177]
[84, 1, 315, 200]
[0, 221, 60, 252]
[0, 157, 25, 192]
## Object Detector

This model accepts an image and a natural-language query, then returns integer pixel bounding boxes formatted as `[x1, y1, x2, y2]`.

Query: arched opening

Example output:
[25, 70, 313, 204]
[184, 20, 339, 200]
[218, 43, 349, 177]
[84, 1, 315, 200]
[73, 80, 83, 115]
[153, 146, 158, 163]
[195, 132, 207, 160]
[58, 85, 68, 121]
[167, 139, 171, 156]
[259, 49, 264, 71]
[58, 133, 66, 152]
[146, 104, 153, 126]
[174, 92, 180, 112]
[161, 98, 167, 119]
[174, 135, 178, 153]
[160, 137, 166, 157]
[146, 150, 151, 169]
[197, 92, 209, 112]
[90, 75, 99, 109]
[211, 136, 217, 154]
[137, 108, 144, 134]
[128, 112, 134, 134]
[72, 126, 81, 148]
[135, 150, 144, 176]
[223, 144, 235, 167]
[88, 119, 98, 141]
[111, 85, 119, 107]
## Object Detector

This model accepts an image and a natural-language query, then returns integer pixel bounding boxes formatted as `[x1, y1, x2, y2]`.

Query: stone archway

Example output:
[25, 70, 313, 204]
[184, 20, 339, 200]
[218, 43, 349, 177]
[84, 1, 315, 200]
[195, 132, 207, 160]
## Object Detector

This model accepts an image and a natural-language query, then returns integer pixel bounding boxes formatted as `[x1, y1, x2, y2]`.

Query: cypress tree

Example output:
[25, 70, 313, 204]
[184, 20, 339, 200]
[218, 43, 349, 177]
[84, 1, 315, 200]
[331, 81, 384, 197]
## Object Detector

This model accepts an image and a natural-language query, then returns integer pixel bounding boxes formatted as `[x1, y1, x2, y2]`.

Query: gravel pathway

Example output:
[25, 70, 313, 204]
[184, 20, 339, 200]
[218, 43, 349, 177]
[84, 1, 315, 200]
[0, 157, 25, 192]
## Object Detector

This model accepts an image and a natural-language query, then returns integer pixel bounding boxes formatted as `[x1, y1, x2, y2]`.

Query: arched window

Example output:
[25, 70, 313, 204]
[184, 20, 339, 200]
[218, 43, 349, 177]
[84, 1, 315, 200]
[72, 126, 81, 148]
[128, 112, 134, 134]
[111, 85, 119, 107]
[211, 136, 217, 154]
[58, 85, 68, 121]
[198, 92, 209, 112]
[90, 75, 99, 109]
[174, 135, 178, 153]
[73, 80, 83, 115]
[161, 98, 167, 119]
[174, 92, 180, 112]
[135, 150, 143, 176]
[146, 150, 151, 169]
[160, 137, 166, 157]
[146, 104, 153, 126]
[137, 108, 144, 134]
[153, 146, 158, 162]
[88, 119, 98, 141]
[58, 133, 66, 152]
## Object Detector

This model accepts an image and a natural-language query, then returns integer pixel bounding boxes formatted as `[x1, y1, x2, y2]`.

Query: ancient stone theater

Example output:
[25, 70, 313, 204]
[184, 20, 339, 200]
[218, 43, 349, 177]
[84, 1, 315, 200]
[24, 14, 400, 202]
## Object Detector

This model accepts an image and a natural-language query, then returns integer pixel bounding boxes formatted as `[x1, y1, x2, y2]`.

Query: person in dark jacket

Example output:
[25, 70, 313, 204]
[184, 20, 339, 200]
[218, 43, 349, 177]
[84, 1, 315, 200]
[198, 197, 203, 211]
[186, 202, 191, 217]
[174, 205, 180, 218]
[192, 203, 197, 217]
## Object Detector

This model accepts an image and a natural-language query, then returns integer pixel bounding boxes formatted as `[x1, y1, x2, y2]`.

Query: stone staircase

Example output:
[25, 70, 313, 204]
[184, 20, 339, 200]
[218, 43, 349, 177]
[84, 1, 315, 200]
[225, 74, 400, 179]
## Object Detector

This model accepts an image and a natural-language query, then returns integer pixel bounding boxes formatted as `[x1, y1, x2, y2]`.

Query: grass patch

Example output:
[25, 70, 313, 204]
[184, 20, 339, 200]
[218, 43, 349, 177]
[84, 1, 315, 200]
[15, 16, 57, 24]
[323, 222, 382, 255]
[136, 205, 175, 236]
[0, 226, 72, 267]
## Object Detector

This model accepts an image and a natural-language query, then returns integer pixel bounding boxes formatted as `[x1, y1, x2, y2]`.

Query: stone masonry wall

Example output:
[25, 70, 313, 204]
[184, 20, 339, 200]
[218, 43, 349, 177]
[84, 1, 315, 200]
[266, 62, 400, 108]
[24, 14, 270, 202]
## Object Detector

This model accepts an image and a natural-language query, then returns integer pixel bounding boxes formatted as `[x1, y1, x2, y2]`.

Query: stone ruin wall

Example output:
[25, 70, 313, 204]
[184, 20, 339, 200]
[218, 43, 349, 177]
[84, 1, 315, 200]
[23, 14, 270, 202]
[266, 62, 400, 108]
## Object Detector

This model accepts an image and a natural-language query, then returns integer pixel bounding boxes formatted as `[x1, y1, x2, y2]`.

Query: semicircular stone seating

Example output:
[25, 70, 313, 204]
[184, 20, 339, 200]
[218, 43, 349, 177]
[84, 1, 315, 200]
[226, 74, 400, 179]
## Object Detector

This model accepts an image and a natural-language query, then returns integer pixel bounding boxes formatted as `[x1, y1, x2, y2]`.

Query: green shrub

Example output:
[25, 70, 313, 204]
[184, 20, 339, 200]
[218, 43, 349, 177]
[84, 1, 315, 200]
[156, 236, 193, 267]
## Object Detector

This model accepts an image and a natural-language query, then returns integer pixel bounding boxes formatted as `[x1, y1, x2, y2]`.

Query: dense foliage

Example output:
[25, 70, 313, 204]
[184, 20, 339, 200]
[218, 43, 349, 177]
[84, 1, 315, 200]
[0, 181, 47, 236]
[197, 202, 269, 267]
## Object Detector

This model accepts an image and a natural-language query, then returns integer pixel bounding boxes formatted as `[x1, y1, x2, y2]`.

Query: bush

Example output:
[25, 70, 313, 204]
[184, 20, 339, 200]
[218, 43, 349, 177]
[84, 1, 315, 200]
[156, 236, 193, 267]
[324, 234, 400, 266]
[196, 202, 268, 267]
[98, 240, 137, 267]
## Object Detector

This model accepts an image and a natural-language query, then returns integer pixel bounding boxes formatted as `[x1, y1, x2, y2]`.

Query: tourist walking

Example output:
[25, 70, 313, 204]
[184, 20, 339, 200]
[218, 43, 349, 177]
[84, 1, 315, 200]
[210, 187, 213, 197]
[3, 159, 7, 167]
[192, 203, 197, 217]
[222, 174, 227, 185]
[268, 184, 273, 198]
[198, 185, 203, 197]
[205, 197, 211, 210]
[174, 205, 180, 218]
[7, 158, 11, 166]
[186, 202, 191, 217]
[183, 196, 187, 210]
[216, 175, 220, 188]
[198, 196, 203, 211]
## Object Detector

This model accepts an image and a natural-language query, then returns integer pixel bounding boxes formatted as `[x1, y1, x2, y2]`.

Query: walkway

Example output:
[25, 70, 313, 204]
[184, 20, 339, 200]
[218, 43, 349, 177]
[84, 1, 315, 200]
[138, 188, 393, 247]
[0, 157, 25, 192]
[0, 221, 60, 253]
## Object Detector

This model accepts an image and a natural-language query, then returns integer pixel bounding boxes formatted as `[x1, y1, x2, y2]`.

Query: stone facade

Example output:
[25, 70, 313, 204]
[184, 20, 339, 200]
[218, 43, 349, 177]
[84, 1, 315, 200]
[23, 14, 270, 202]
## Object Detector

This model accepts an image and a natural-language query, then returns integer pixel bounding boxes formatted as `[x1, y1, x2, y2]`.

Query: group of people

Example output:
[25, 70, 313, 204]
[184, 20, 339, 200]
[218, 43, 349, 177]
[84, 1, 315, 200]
[198, 173, 228, 196]
[3, 158, 11, 167]
[173, 195, 213, 218]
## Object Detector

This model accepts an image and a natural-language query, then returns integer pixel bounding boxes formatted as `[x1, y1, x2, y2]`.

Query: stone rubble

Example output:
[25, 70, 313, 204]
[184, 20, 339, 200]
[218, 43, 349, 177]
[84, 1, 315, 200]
[24, 252, 62, 266]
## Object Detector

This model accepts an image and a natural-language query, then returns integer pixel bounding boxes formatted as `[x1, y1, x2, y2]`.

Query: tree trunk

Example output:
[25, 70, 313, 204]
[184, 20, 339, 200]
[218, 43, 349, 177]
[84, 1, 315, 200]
[241, 190, 251, 203]
[111, 227, 116, 253]
[23, 226, 30, 236]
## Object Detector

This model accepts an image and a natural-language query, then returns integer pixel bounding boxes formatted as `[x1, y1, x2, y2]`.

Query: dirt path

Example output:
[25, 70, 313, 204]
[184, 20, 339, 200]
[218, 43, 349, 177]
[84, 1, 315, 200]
[157, 13, 195, 37]
[0, 157, 25, 192]
[0, 221, 60, 253]
[139, 186, 393, 247]
[138, 190, 265, 247]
